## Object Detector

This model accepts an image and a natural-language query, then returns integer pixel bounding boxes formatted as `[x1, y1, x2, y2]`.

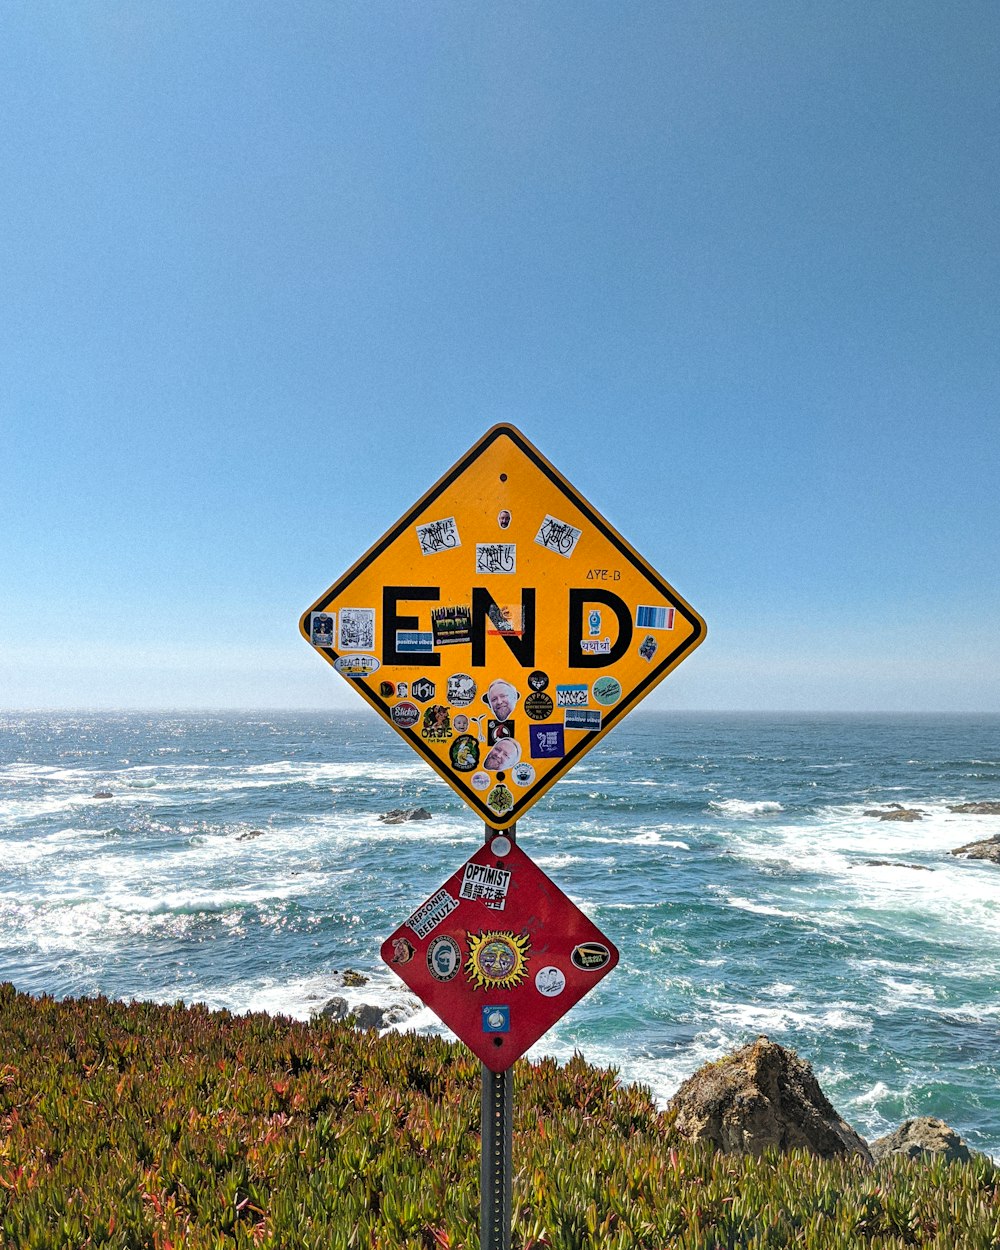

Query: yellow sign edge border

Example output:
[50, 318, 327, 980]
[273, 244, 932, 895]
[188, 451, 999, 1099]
[299, 423, 707, 828]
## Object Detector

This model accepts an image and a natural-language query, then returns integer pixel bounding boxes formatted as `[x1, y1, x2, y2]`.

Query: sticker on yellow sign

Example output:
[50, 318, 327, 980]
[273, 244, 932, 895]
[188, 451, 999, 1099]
[299, 424, 706, 828]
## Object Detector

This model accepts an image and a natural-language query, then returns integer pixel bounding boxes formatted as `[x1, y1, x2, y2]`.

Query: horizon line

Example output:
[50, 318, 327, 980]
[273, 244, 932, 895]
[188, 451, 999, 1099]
[3, 706, 999, 717]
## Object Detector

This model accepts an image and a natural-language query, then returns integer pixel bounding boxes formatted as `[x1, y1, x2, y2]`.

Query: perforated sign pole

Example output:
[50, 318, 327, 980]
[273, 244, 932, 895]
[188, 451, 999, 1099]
[480, 821, 514, 1250]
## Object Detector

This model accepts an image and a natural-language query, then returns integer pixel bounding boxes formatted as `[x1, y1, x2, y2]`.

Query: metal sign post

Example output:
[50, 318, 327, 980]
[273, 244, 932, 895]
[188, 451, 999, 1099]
[481, 1066, 513, 1250]
[480, 820, 513, 1250]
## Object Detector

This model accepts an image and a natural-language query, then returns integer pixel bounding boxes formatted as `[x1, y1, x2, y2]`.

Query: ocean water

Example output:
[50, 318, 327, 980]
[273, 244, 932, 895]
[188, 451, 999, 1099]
[2, 710, 1000, 1156]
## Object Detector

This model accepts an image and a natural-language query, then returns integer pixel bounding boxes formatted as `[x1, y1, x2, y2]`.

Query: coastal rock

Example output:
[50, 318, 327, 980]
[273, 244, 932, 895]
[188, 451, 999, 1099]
[313, 995, 417, 1030]
[378, 807, 433, 824]
[340, 968, 369, 987]
[951, 835, 1000, 865]
[871, 1118, 973, 1164]
[236, 828, 267, 841]
[92, 791, 114, 799]
[949, 802, 1000, 816]
[315, 995, 349, 1021]
[863, 807, 924, 822]
[349, 1002, 418, 1030]
[857, 860, 933, 871]
[668, 1036, 872, 1162]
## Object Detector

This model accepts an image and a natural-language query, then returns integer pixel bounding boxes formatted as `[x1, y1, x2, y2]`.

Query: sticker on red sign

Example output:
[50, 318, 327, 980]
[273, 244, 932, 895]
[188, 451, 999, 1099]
[380, 839, 619, 1071]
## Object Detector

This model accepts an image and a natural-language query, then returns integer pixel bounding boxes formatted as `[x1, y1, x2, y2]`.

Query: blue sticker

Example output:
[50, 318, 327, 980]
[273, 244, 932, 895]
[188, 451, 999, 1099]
[482, 1005, 510, 1033]
[565, 708, 602, 732]
[396, 631, 435, 653]
[556, 684, 589, 708]
[529, 724, 565, 759]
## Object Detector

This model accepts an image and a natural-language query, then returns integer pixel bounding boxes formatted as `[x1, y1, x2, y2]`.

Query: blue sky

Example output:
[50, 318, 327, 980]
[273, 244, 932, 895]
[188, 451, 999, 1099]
[2, 2, 997, 712]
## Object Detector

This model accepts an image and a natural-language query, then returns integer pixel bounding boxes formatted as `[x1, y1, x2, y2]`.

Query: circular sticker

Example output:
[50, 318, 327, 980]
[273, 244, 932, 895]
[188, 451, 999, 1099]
[524, 691, 554, 721]
[486, 784, 514, 817]
[483, 738, 521, 771]
[427, 935, 461, 982]
[466, 930, 530, 989]
[391, 701, 419, 729]
[449, 734, 480, 772]
[490, 835, 512, 856]
[453, 714, 469, 733]
[447, 674, 477, 707]
[535, 966, 566, 997]
[592, 676, 622, 707]
[527, 670, 549, 692]
[471, 771, 491, 791]
[511, 762, 535, 787]
[379, 681, 396, 698]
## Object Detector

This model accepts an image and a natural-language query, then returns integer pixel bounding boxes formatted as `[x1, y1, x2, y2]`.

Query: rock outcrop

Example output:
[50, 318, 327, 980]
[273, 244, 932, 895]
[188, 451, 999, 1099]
[951, 835, 1000, 865]
[857, 860, 933, 871]
[379, 807, 433, 824]
[863, 806, 924, 822]
[949, 802, 1000, 816]
[313, 995, 417, 1030]
[668, 1036, 872, 1161]
[871, 1117, 974, 1164]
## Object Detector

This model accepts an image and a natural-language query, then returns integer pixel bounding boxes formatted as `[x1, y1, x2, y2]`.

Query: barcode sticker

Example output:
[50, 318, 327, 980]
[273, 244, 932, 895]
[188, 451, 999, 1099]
[636, 605, 675, 630]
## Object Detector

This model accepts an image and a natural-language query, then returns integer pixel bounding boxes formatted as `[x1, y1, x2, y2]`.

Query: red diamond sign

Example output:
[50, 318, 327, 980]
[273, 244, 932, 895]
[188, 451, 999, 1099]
[381, 835, 619, 1071]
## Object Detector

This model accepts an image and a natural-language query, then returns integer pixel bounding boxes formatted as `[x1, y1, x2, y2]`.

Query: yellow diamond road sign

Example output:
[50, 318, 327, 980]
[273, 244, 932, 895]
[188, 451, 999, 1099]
[300, 425, 706, 829]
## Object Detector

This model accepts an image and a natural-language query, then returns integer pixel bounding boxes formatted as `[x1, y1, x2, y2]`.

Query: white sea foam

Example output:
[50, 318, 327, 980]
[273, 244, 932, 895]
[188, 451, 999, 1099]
[627, 830, 690, 848]
[852, 1080, 892, 1107]
[707, 1000, 870, 1036]
[710, 799, 785, 817]
[534, 852, 604, 871]
[878, 977, 938, 1006]
[721, 895, 807, 921]
[106, 882, 308, 915]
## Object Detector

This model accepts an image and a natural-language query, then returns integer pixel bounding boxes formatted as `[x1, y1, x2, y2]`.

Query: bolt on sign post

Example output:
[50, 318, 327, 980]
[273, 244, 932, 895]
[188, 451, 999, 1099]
[301, 424, 705, 1249]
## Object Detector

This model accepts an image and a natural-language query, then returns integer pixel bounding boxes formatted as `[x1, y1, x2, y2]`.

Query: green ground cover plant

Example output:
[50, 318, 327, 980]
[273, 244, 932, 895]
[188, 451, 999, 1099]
[0, 983, 998, 1249]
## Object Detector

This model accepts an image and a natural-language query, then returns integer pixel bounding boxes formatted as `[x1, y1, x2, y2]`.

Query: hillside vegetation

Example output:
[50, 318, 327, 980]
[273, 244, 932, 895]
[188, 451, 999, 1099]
[0, 985, 998, 1249]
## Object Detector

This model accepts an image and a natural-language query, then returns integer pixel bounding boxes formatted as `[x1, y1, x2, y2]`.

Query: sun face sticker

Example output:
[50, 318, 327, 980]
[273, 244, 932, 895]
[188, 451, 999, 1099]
[465, 930, 531, 991]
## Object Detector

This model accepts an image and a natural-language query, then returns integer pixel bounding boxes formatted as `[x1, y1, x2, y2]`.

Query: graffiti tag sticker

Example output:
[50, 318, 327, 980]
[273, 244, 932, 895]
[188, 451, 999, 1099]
[416, 516, 461, 555]
[535, 514, 582, 558]
[475, 543, 516, 574]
